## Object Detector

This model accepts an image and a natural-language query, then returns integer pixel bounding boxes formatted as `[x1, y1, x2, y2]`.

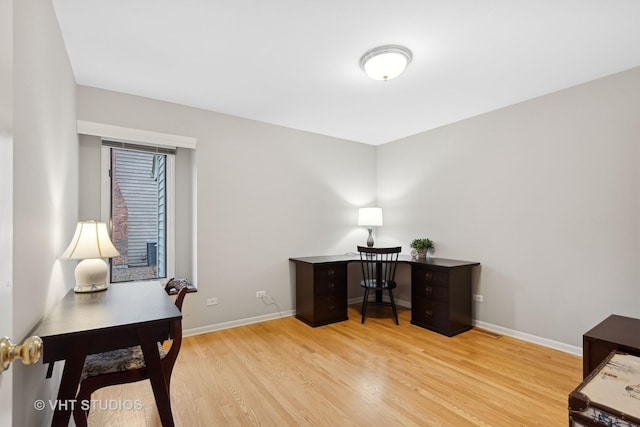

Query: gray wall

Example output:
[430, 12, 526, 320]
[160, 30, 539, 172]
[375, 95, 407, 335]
[377, 67, 640, 349]
[76, 85, 377, 330]
[12, 0, 78, 425]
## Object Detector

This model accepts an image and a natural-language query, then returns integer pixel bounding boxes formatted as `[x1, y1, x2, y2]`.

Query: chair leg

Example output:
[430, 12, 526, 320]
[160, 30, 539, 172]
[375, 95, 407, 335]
[360, 288, 367, 314]
[73, 386, 92, 427]
[388, 289, 399, 325]
[361, 288, 369, 323]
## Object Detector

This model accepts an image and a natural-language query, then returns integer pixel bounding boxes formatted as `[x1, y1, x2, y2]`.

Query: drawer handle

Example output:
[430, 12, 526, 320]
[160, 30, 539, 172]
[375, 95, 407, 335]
[328, 305, 335, 312]
[328, 283, 335, 289]
[327, 270, 335, 278]
[425, 309, 433, 318]
[425, 272, 433, 281]
[424, 286, 433, 295]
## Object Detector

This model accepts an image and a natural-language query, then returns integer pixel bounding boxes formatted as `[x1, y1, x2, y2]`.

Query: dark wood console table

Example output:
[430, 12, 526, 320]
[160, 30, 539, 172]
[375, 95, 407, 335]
[289, 254, 479, 336]
[583, 314, 640, 378]
[32, 281, 181, 426]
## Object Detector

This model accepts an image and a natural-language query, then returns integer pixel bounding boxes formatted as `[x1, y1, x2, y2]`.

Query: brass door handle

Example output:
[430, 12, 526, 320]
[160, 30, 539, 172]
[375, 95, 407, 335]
[0, 336, 43, 372]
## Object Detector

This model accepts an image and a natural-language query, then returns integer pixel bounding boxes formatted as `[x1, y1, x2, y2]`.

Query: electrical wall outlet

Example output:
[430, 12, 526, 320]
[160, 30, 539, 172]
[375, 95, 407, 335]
[473, 294, 484, 302]
[206, 297, 218, 306]
[256, 290, 266, 298]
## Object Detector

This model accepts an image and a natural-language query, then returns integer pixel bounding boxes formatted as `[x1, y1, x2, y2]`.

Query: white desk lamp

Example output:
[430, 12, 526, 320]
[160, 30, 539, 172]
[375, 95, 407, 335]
[62, 221, 121, 293]
[358, 207, 383, 247]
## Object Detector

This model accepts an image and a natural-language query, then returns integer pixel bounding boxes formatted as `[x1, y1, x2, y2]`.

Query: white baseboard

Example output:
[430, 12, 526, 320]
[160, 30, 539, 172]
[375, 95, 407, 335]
[184, 301, 582, 357]
[183, 309, 295, 337]
[472, 320, 582, 356]
[397, 298, 411, 308]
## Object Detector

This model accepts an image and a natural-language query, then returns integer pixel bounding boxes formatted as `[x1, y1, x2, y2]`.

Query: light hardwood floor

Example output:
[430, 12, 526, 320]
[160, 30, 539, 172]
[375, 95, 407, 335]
[87, 305, 582, 426]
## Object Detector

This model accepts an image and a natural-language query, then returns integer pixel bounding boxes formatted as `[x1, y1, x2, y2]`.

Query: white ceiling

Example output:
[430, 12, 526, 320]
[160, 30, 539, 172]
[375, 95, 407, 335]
[52, 0, 640, 146]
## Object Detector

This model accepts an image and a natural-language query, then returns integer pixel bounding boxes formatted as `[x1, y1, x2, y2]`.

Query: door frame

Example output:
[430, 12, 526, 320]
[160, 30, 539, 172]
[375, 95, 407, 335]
[0, 0, 14, 422]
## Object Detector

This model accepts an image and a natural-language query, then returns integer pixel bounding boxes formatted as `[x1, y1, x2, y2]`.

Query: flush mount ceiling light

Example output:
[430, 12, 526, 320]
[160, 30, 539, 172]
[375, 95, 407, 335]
[359, 45, 413, 81]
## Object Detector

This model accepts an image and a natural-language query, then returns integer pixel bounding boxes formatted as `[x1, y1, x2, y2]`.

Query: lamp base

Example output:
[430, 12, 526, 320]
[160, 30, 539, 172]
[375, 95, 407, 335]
[366, 228, 375, 247]
[74, 258, 109, 293]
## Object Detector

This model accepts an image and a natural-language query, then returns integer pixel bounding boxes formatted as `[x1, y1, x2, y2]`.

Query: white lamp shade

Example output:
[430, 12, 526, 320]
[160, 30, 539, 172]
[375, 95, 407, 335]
[358, 207, 383, 227]
[62, 221, 120, 260]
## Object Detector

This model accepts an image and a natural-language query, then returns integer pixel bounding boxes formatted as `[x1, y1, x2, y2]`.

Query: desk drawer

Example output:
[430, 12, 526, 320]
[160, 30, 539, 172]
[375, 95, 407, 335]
[411, 298, 449, 332]
[412, 267, 448, 287]
[314, 264, 347, 296]
[413, 283, 448, 302]
[314, 296, 347, 324]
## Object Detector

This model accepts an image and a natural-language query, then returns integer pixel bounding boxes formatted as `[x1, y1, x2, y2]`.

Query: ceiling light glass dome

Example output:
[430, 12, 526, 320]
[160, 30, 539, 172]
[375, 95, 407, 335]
[359, 45, 413, 81]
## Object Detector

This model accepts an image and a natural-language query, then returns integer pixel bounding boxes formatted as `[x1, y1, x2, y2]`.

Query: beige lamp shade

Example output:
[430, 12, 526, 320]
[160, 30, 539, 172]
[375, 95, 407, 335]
[62, 221, 120, 260]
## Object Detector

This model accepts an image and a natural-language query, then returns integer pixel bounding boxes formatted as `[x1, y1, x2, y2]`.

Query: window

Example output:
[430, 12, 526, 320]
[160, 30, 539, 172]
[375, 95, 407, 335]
[101, 141, 175, 283]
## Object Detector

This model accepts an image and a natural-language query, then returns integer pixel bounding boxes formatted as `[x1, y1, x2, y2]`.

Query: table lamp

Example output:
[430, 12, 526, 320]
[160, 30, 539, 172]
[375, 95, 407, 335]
[358, 207, 383, 247]
[62, 220, 121, 293]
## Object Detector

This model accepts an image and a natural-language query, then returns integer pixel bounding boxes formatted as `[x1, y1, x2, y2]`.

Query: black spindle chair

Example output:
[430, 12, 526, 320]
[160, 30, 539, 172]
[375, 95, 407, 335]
[357, 246, 401, 325]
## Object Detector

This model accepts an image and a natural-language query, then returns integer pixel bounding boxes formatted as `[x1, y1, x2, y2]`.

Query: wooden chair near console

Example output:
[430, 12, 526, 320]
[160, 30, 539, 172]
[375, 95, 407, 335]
[358, 246, 401, 325]
[73, 283, 189, 427]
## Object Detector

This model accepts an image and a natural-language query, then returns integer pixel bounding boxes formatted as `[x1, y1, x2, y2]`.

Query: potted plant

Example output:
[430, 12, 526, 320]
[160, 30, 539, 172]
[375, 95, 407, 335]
[410, 238, 434, 259]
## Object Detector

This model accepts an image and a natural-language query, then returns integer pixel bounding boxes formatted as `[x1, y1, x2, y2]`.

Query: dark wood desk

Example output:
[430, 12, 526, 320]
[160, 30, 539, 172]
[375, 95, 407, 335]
[582, 314, 640, 378]
[289, 254, 479, 336]
[32, 281, 181, 427]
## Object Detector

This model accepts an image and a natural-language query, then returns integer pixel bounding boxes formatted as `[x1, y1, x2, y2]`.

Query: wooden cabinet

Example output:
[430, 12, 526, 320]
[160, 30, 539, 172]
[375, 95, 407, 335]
[410, 262, 475, 337]
[583, 315, 640, 378]
[292, 258, 348, 327]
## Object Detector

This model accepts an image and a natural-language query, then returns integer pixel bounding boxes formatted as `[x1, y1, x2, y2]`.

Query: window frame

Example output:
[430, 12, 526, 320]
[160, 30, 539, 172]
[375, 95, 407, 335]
[101, 143, 176, 283]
